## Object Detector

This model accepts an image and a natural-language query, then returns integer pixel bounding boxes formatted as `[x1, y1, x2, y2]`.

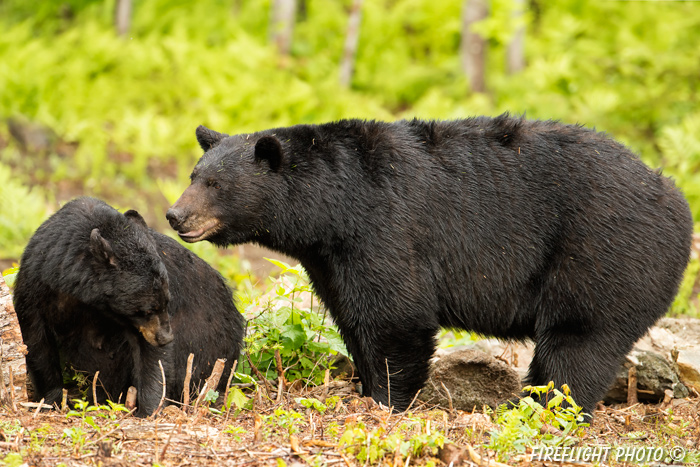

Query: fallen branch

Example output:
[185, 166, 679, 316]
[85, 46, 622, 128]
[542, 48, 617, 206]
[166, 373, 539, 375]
[125, 386, 137, 411]
[20, 401, 53, 410]
[194, 358, 226, 409]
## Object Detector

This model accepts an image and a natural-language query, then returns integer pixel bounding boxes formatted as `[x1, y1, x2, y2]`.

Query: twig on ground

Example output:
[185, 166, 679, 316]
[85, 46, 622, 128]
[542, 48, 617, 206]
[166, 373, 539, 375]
[627, 365, 638, 406]
[20, 401, 53, 410]
[246, 352, 273, 399]
[61, 388, 68, 412]
[321, 368, 330, 401]
[152, 359, 167, 417]
[125, 386, 137, 411]
[223, 359, 238, 421]
[386, 389, 422, 435]
[274, 349, 285, 402]
[386, 358, 391, 410]
[183, 353, 194, 409]
[32, 398, 45, 418]
[194, 358, 226, 409]
[440, 381, 454, 412]
[92, 370, 100, 406]
[160, 419, 181, 460]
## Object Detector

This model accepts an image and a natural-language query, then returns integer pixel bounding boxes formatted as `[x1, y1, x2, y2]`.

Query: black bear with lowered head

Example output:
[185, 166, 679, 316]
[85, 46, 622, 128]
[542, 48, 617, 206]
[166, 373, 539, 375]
[166, 115, 693, 414]
[14, 197, 245, 416]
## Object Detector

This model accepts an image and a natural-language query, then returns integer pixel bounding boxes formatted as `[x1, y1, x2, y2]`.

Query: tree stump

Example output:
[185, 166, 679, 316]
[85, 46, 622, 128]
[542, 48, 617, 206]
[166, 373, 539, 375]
[0, 274, 29, 405]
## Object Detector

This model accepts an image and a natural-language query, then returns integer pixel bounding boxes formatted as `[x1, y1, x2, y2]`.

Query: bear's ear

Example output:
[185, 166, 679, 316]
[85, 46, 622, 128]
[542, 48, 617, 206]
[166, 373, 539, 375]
[124, 209, 148, 228]
[254, 135, 283, 172]
[89, 228, 117, 267]
[196, 125, 228, 151]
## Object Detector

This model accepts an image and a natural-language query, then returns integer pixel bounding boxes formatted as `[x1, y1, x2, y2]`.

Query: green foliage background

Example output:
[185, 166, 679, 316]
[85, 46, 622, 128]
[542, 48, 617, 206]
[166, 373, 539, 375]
[1, 0, 700, 312]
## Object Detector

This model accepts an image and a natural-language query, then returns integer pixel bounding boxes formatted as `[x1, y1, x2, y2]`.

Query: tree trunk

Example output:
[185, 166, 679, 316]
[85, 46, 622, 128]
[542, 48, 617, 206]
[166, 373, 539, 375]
[506, 0, 526, 74]
[270, 0, 297, 55]
[0, 274, 28, 406]
[339, 0, 364, 87]
[460, 0, 488, 93]
[114, 0, 132, 37]
[298, 0, 308, 21]
[232, 0, 242, 15]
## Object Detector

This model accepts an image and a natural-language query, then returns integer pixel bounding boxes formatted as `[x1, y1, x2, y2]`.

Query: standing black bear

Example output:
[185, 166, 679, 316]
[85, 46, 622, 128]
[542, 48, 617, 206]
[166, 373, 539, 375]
[166, 115, 693, 414]
[14, 197, 245, 416]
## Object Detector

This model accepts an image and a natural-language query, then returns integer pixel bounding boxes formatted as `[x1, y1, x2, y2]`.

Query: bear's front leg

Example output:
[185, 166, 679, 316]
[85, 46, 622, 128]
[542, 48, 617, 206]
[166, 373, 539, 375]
[129, 336, 172, 417]
[15, 304, 65, 407]
[340, 315, 438, 411]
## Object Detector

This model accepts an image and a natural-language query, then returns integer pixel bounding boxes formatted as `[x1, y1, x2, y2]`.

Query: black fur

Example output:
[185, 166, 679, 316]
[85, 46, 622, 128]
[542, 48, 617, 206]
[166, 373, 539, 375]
[167, 115, 693, 413]
[14, 197, 245, 416]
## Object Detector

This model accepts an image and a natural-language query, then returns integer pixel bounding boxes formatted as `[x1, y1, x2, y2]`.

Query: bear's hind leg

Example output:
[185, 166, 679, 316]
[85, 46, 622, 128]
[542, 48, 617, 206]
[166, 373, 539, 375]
[525, 327, 632, 416]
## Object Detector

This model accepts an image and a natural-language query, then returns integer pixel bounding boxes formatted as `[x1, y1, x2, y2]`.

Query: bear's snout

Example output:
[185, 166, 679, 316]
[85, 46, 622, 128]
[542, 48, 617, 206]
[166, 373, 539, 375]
[139, 315, 174, 347]
[165, 207, 182, 231]
[155, 325, 174, 346]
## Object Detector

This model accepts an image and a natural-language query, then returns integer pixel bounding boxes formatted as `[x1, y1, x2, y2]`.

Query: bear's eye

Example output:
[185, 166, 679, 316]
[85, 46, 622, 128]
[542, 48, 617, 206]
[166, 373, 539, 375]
[207, 179, 221, 190]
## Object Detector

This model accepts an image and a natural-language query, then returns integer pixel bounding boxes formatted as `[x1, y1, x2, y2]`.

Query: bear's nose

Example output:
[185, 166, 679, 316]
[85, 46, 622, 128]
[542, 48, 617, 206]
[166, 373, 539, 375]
[155, 325, 174, 346]
[165, 208, 181, 230]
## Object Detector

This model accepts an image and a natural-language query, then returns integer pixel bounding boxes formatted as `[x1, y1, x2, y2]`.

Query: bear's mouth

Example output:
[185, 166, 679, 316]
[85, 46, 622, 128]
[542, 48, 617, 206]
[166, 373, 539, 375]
[178, 219, 220, 243]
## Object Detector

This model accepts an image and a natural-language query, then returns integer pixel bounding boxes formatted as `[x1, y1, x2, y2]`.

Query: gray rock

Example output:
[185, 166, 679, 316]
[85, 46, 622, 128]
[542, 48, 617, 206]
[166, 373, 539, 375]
[603, 350, 689, 403]
[419, 349, 521, 410]
[655, 317, 700, 345]
[632, 317, 700, 394]
[676, 349, 700, 393]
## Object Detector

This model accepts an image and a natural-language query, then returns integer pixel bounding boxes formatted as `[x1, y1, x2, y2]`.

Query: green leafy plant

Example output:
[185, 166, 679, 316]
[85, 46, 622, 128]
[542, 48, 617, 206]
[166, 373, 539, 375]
[240, 259, 347, 386]
[67, 398, 130, 424]
[266, 408, 305, 436]
[61, 426, 89, 453]
[204, 389, 219, 404]
[294, 395, 341, 414]
[0, 420, 23, 438]
[488, 383, 589, 461]
[224, 387, 252, 413]
[223, 425, 247, 442]
[1, 266, 18, 288]
[61, 399, 129, 453]
[338, 419, 446, 465]
[0, 452, 25, 467]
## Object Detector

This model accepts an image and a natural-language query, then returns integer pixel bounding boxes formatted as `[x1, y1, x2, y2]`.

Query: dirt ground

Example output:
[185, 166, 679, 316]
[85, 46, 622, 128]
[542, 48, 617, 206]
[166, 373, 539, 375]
[1, 379, 699, 467]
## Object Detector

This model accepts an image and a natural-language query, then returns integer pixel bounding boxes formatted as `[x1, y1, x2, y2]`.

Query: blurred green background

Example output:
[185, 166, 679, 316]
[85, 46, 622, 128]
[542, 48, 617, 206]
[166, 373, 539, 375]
[1, 0, 699, 313]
